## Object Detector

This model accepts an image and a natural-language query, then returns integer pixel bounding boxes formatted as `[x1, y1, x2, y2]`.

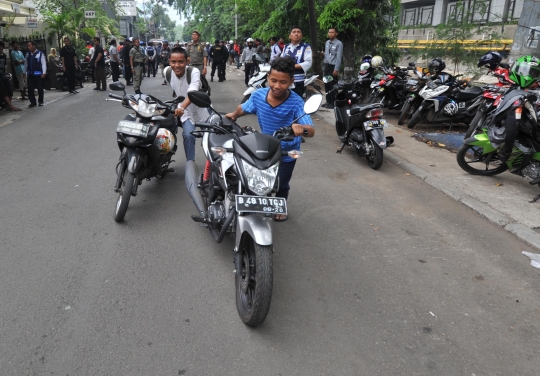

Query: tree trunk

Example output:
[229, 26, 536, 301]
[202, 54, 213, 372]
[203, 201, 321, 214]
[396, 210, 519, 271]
[307, 0, 321, 76]
[343, 0, 365, 79]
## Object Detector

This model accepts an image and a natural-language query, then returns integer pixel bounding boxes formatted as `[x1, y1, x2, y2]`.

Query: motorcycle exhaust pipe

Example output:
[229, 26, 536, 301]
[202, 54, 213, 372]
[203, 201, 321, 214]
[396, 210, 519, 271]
[185, 160, 206, 216]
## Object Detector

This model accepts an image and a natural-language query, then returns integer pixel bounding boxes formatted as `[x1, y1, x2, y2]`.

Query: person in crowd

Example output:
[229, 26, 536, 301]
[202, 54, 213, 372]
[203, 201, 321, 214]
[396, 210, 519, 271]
[118, 41, 124, 53]
[278, 37, 285, 51]
[269, 36, 282, 63]
[240, 38, 256, 87]
[129, 37, 147, 94]
[160, 40, 171, 85]
[0, 41, 8, 74]
[209, 39, 225, 82]
[280, 25, 312, 98]
[47, 48, 60, 89]
[23, 40, 47, 107]
[225, 57, 314, 222]
[122, 37, 133, 86]
[205, 42, 212, 66]
[109, 39, 120, 82]
[0, 41, 19, 111]
[60, 37, 79, 94]
[219, 40, 229, 81]
[88, 41, 95, 83]
[256, 38, 265, 59]
[92, 37, 106, 91]
[187, 30, 208, 77]
[10, 41, 27, 100]
[145, 41, 156, 77]
[228, 40, 235, 66]
[233, 40, 241, 68]
[167, 46, 212, 162]
[321, 27, 343, 108]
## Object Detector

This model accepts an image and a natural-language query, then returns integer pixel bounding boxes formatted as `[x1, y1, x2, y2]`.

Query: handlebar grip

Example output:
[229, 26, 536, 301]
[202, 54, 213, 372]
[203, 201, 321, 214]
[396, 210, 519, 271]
[109, 93, 123, 100]
[194, 122, 213, 129]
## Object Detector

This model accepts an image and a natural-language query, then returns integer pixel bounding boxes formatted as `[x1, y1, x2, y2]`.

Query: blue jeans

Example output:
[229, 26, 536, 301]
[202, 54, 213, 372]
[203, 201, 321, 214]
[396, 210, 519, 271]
[276, 160, 297, 200]
[182, 118, 196, 161]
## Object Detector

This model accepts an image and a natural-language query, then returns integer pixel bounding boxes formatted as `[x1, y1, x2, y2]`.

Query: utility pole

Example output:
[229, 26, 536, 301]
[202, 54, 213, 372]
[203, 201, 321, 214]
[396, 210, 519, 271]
[234, 1, 238, 39]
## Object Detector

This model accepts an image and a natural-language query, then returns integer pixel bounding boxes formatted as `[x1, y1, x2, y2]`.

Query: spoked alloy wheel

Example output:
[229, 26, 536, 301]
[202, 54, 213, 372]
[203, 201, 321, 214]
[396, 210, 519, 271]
[456, 144, 508, 176]
[114, 168, 136, 222]
[235, 235, 273, 327]
[366, 140, 383, 170]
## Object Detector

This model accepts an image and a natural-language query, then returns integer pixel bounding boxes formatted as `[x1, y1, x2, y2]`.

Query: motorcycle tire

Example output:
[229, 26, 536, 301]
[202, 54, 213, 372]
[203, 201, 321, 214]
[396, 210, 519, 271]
[407, 107, 423, 129]
[456, 144, 508, 176]
[235, 235, 273, 327]
[114, 170, 136, 222]
[106, 68, 112, 79]
[464, 111, 485, 139]
[366, 140, 383, 170]
[241, 94, 251, 104]
[398, 100, 412, 125]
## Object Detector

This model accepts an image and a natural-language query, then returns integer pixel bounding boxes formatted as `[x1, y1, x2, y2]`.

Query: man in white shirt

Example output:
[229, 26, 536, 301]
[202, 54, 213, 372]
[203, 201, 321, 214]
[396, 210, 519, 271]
[167, 46, 211, 161]
[269, 36, 282, 63]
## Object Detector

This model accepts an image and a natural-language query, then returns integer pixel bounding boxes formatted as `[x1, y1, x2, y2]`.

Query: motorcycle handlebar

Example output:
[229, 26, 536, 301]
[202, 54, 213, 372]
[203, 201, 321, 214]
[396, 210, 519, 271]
[109, 93, 123, 100]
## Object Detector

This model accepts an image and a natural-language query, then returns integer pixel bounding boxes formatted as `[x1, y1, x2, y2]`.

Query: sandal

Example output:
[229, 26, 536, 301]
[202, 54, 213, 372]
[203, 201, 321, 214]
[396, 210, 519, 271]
[274, 214, 288, 222]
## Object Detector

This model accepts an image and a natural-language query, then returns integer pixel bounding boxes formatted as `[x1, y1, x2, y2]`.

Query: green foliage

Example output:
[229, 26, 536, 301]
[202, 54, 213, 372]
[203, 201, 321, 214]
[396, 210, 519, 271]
[138, 1, 177, 41]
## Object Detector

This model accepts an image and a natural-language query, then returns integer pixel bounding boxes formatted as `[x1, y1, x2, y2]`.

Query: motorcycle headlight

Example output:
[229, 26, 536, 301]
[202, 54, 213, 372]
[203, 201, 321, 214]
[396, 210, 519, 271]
[242, 161, 279, 196]
[130, 99, 159, 118]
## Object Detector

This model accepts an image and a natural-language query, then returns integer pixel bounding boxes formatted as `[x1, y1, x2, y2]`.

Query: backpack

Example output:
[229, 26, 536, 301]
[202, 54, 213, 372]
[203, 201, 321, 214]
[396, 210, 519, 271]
[166, 66, 211, 96]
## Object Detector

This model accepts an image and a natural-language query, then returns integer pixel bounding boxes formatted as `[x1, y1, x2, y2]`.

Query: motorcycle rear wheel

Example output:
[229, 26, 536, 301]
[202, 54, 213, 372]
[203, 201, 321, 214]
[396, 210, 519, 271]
[235, 235, 273, 327]
[366, 140, 383, 170]
[456, 144, 508, 176]
[398, 100, 412, 125]
[407, 107, 423, 129]
[114, 170, 136, 222]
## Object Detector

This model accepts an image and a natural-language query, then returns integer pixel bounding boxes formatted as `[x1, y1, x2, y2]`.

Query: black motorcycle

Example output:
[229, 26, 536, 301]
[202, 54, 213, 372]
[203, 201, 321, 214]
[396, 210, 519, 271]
[107, 82, 183, 222]
[397, 65, 430, 125]
[366, 65, 409, 110]
[326, 77, 394, 169]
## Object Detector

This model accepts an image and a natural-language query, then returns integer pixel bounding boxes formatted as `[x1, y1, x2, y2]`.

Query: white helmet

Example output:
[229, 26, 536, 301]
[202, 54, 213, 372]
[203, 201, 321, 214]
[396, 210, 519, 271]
[154, 129, 176, 154]
[229, 40, 233, 44]
[371, 56, 383, 68]
[246, 38, 254, 43]
[360, 62, 370, 71]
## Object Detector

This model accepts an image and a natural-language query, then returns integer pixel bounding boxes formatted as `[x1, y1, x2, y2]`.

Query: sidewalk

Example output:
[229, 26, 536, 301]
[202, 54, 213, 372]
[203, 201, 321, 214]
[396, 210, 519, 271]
[0, 85, 90, 129]
[315, 98, 540, 251]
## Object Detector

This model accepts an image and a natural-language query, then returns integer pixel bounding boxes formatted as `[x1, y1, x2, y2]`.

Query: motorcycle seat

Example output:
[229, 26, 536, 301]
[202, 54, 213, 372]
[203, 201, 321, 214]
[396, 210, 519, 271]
[454, 86, 483, 101]
[350, 103, 381, 115]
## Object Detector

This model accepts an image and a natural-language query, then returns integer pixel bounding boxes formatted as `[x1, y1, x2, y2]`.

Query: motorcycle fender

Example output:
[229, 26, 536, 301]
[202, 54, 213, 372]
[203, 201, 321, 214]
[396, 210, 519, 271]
[235, 215, 273, 247]
[243, 87, 256, 96]
[126, 149, 142, 173]
[367, 128, 388, 149]
[463, 132, 497, 153]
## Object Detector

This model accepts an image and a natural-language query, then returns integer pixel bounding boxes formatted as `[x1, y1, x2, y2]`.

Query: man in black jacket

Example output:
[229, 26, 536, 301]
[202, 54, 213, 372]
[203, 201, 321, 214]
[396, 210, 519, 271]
[122, 38, 133, 85]
[209, 39, 225, 82]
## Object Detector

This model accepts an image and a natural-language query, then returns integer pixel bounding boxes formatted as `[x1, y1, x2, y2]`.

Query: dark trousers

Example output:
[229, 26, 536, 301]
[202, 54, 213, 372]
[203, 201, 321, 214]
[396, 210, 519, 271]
[276, 160, 297, 200]
[244, 62, 254, 86]
[292, 81, 305, 98]
[65, 66, 76, 91]
[124, 64, 133, 84]
[211, 61, 222, 80]
[27, 75, 44, 105]
[95, 66, 106, 90]
[146, 60, 156, 77]
[220, 61, 226, 80]
[111, 62, 120, 82]
[324, 63, 337, 104]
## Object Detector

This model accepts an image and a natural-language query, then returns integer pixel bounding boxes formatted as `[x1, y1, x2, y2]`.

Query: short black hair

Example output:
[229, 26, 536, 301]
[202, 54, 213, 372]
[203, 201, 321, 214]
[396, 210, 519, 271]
[28, 40, 37, 47]
[110, 39, 117, 46]
[271, 36, 279, 43]
[290, 25, 302, 33]
[93, 37, 100, 43]
[170, 47, 189, 59]
[270, 56, 295, 78]
[329, 27, 338, 33]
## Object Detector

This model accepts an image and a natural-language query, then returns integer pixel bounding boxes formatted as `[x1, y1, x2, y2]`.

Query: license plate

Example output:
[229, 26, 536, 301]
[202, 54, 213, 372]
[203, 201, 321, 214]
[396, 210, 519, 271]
[117, 120, 150, 137]
[364, 119, 388, 129]
[236, 195, 288, 214]
[407, 79, 418, 85]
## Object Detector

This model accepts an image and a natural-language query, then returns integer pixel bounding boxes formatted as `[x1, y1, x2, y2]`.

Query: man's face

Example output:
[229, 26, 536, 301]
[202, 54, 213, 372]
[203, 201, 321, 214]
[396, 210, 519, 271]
[27, 42, 35, 52]
[64, 38, 71, 46]
[163, 43, 168, 49]
[13, 43, 19, 51]
[93, 39, 99, 46]
[133, 39, 140, 47]
[289, 28, 302, 43]
[268, 69, 293, 100]
[279, 38, 284, 44]
[192, 32, 200, 43]
[328, 29, 337, 40]
[170, 52, 189, 77]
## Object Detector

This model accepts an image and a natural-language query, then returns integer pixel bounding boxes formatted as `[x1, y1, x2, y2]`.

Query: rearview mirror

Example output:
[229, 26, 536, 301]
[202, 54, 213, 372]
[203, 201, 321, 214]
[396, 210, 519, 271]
[322, 75, 334, 83]
[188, 91, 212, 108]
[109, 81, 125, 91]
[304, 94, 323, 114]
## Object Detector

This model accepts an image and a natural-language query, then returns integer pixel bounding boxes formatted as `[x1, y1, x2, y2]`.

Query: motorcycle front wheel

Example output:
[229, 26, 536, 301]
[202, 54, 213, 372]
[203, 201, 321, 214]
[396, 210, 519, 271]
[464, 111, 485, 139]
[241, 94, 251, 104]
[235, 234, 273, 327]
[366, 140, 383, 170]
[398, 100, 412, 125]
[106, 67, 112, 79]
[114, 169, 136, 222]
[407, 107, 423, 129]
[456, 144, 508, 176]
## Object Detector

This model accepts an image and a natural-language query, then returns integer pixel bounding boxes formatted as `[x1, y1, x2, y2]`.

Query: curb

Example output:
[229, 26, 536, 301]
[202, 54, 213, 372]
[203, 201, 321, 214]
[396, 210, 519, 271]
[315, 109, 540, 251]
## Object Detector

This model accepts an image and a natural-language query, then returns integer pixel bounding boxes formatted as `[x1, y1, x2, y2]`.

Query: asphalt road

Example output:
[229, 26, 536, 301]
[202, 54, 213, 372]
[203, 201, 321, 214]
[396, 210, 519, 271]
[1, 70, 539, 375]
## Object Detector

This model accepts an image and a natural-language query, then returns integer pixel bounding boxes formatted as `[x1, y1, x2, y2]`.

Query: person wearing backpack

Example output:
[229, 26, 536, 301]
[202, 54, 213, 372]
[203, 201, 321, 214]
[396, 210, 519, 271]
[165, 46, 212, 162]
[146, 43, 156, 77]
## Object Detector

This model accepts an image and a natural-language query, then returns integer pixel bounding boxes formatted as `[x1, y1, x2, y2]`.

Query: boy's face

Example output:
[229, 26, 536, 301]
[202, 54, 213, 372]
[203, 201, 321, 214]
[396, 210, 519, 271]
[328, 29, 337, 39]
[169, 52, 189, 77]
[268, 69, 293, 100]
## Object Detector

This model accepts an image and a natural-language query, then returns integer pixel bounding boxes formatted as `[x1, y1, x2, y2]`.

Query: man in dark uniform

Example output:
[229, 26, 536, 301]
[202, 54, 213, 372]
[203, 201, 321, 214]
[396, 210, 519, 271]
[209, 39, 224, 82]
[60, 37, 79, 94]
[219, 40, 229, 81]
[122, 38, 133, 85]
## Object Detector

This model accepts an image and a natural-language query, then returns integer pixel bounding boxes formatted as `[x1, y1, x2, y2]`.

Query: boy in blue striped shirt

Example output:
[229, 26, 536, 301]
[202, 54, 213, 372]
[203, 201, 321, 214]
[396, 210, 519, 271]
[226, 57, 315, 222]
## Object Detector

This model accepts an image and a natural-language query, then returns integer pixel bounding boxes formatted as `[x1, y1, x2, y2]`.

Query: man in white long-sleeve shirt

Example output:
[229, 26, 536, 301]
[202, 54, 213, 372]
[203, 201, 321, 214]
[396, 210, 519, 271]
[23, 40, 47, 107]
[280, 25, 312, 98]
[167, 47, 211, 161]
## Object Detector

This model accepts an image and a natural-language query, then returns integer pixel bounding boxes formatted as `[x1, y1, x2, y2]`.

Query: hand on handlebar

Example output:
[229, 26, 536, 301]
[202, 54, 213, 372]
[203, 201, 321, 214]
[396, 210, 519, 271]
[291, 123, 305, 136]
[225, 113, 237, 122]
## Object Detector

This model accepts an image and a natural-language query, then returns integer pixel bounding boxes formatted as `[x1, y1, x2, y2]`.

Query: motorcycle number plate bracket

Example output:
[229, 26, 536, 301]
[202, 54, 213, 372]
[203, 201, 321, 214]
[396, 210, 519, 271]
[236, 195, 288, 215]
[117, 120, 150, 137]
[363, 119, 388, 129]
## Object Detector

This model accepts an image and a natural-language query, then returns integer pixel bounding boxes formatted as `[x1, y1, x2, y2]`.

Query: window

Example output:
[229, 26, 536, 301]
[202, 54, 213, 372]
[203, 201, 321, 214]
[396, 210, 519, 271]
[447, 0, 492, 23]
[401, 5, 434, 27]
[508, 0, 525, 20]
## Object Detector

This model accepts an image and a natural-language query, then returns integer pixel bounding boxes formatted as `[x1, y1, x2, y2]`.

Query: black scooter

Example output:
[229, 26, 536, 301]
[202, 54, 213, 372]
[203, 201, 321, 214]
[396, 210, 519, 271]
[326, 77, 394, 170]
[107, 81, 184, 222]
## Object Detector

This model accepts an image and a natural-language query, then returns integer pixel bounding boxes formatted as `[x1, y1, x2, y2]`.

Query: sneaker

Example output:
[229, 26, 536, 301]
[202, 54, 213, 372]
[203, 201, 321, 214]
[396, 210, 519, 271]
[28, 103, 36, 108]
[38, 103, 43, 107]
